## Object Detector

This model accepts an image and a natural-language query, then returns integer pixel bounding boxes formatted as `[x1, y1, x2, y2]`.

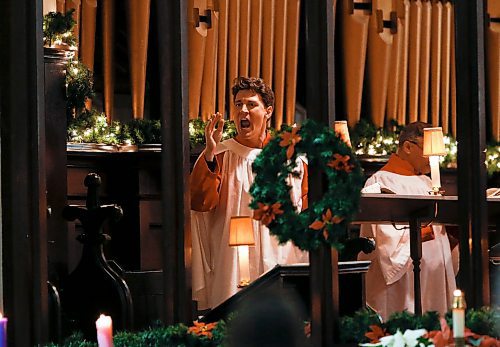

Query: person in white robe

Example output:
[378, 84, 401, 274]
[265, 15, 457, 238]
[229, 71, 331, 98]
[190, 77, 308, 310]
[358, 121, 458, 320]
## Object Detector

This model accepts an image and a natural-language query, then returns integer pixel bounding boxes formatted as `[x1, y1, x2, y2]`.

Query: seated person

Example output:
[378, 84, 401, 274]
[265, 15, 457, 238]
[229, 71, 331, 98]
[358, 121, 458, 320]
[190, 77, 308, 310]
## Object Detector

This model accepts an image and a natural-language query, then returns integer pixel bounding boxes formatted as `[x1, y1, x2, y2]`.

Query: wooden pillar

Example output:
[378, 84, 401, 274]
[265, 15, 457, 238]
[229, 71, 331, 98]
[127, 0, 151, 119]
[155, 0, 192, 324]
[454, 0, 490, 308]
[0, 0, 49, 345]
[305, 0, 338, 345]
[102, 0, 115, 122]
[80, 0, 97, 71]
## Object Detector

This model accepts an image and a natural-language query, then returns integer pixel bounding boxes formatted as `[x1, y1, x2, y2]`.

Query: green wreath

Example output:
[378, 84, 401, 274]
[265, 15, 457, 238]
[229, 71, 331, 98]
[249, 119, 364, 251]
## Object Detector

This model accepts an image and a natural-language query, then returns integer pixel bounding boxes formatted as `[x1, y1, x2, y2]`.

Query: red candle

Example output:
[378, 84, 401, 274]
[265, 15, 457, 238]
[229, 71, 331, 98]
[95, 314, 113, 347]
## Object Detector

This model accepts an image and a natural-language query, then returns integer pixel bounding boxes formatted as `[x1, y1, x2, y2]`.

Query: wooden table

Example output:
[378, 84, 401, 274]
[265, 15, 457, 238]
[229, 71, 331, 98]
[353, 194, 499, 315]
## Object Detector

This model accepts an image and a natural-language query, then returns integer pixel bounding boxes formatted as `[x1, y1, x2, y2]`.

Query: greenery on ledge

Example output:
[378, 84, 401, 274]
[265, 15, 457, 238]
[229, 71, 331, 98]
[40, 307, 499, 346]
[43, 9, 77, 48]
[66, 113, 499, 175]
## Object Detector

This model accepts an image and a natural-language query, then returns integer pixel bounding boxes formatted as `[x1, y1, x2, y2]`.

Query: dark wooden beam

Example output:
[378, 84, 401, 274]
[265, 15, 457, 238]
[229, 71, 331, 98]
[0, 0, 49, 345]
[454, 0, 490, 307]
[305, 0, 338, 345]
[155, 0, 192, 323]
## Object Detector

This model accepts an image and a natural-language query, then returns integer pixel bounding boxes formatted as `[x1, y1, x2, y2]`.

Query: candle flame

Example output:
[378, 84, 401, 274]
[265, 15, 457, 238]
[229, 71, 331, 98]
[453, 289, 462, 297]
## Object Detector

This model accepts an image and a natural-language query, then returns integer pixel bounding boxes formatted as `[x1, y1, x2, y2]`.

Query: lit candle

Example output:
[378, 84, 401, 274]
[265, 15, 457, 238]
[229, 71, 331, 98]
[95, 314, 114, 347]
[452, 289, 466, 346]
[0, 314, 7, 347]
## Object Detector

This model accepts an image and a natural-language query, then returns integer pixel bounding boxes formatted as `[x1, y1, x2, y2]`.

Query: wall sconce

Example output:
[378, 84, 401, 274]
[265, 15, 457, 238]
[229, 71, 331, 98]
[229, 216, 255, 288]
[334, 120, 352, 147]
[423, 127, 446, 195]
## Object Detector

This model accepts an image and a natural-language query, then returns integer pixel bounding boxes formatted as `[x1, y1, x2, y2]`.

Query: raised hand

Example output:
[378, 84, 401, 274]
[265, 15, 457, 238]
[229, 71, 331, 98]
[204, 112, 225, 162]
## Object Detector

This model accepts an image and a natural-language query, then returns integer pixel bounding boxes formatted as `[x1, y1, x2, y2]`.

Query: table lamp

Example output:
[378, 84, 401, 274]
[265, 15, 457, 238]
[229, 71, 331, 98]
[229, 216, 255, 288]
[423, 127, 446, 195]
[334, 120, 352, 147]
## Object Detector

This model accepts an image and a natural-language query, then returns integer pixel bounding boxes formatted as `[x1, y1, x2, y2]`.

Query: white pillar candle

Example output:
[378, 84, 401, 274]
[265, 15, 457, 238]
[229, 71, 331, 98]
[452, 289, 465, 338]
[96, 314, 114, 347]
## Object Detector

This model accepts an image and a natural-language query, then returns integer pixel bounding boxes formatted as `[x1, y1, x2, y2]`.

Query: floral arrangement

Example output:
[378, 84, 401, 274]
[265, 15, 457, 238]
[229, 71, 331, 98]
[338, 307, 499, 346]
[43, 9, 77, 48]
[42, 319, 227, 347]
[249, 119, 365, 251]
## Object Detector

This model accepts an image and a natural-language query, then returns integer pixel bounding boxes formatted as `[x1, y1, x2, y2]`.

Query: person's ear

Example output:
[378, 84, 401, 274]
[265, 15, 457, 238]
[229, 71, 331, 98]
[265, 106, 273, 119]
[402, 141, 412, 155]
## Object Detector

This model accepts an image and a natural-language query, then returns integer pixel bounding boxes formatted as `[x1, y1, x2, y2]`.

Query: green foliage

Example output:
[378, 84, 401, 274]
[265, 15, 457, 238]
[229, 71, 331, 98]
[40, 320, 227, 347]
[39, 331, 96, 347]
[445, 306, 500, 338]
[67, 109, 132, 145]
[250, 119, 365, 251]
[188, 118, 238, 149]
[66, 61, 94, 117]
[339, 308, 382, 343]
[350, 119, 500, 176]
[384, 310, 440, 335]
[127, 119, 162, 144]
[43, 9, 76, 47]
[351, 119, 401, 157]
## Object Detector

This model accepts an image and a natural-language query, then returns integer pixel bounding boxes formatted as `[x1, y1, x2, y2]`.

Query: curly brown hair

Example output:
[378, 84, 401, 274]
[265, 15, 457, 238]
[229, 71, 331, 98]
[231, 76, 275, 108]
[398, 121, 431, 148]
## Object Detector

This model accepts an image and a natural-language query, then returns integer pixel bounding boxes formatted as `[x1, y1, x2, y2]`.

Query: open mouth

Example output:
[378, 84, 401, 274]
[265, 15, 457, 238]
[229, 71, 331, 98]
[240, 119, 251, 129]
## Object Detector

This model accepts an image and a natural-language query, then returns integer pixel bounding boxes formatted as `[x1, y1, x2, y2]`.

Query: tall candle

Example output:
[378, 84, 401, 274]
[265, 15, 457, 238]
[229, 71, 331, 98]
[452, 289, 466, 345]
[96, 314, 114, 347]
[0, 314, 7, 347]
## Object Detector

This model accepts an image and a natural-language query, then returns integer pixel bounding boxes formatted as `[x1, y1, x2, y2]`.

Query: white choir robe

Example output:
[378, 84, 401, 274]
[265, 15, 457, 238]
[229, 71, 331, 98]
[191, 138, 308, 310]
[358, 171, 458, 320]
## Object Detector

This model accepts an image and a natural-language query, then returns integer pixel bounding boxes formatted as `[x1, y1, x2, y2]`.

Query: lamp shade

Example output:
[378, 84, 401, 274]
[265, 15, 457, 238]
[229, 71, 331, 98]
[229, 216, 255, 246]
[334, 120, 352, 147]
[423, 127, 446, 156]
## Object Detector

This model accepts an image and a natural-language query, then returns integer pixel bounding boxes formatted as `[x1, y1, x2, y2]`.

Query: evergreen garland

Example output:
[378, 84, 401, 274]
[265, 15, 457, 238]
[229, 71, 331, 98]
[43, 9, 77, 48]
[66, 61, 94, 118]
[250, 119, 365, 251]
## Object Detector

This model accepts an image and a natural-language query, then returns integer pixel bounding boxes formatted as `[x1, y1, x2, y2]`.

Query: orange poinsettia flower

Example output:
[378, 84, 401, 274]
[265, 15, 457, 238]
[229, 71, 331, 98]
[365, 324, 387, 343]
[308, 209, 344, 240]
[187, 320, 218, 339]
[279, 126, 302, 159]
[477, 335, 500, 347]
[327, 153, 353, 173]
[253, 202, 284, 226]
